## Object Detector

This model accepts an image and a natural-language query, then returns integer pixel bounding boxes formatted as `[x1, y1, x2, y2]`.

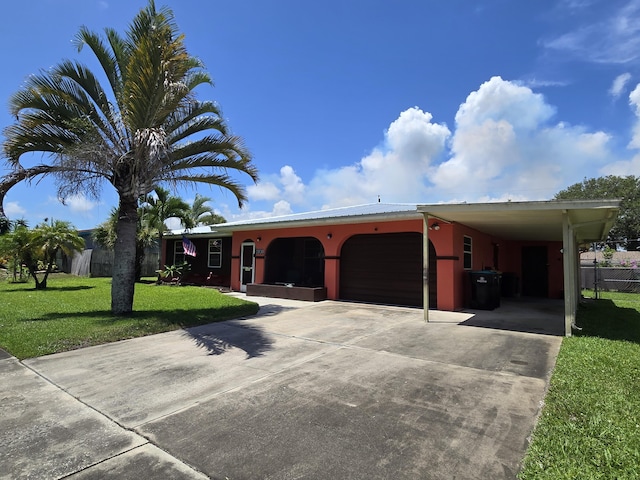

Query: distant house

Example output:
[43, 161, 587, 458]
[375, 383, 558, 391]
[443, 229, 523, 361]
[163, 199, 619, 336]
[580, 250, 640, 267]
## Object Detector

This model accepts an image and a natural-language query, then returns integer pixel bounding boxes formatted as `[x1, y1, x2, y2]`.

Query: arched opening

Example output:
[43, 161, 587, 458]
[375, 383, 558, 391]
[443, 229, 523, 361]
[264, 237, 325, 287]
[340, 232, 436, 308]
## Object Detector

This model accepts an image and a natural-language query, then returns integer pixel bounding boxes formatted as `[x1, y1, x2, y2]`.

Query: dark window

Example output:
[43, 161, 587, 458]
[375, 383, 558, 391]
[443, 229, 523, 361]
[208, 239, 222, 268]
[174, 242, 185, 265]
[463, 236, 472, 269]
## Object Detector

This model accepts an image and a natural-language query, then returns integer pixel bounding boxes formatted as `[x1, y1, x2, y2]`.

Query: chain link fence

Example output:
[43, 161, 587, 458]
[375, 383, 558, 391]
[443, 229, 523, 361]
[581, 266, 640, 294]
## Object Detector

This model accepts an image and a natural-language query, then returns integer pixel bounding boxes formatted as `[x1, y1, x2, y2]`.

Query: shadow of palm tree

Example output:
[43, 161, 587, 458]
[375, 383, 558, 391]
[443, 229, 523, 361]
[28, 305, 272, 357]
[183, 320, 274, 358]
[3, 285, 95, 293]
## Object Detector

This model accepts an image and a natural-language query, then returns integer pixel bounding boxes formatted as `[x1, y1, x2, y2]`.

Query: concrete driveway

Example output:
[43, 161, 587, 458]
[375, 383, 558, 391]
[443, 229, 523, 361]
[0, 297, 562, 479]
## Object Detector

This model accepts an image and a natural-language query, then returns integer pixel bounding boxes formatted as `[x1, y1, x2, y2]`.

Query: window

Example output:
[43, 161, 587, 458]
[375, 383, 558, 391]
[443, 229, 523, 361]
[174, 241, 185, 265]
[463, 236, 472, 269]
[208, 239, 222, 268]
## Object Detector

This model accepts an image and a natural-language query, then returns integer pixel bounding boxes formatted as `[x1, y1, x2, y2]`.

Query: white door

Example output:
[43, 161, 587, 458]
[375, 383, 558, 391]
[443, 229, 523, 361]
[240, 242, 255, 292]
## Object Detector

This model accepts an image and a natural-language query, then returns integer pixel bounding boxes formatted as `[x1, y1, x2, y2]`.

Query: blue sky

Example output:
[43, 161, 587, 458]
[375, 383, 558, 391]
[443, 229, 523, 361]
[2, 0, 640, 230]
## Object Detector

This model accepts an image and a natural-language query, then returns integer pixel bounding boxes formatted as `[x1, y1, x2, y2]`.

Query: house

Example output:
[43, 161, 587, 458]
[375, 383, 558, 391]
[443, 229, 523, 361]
[162, 199, 619, 336]
[580, 250, 640, 267]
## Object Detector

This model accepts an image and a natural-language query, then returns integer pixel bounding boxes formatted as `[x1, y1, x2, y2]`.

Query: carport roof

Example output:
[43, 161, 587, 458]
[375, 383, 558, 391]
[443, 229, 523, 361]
[419, 199, 620, 243]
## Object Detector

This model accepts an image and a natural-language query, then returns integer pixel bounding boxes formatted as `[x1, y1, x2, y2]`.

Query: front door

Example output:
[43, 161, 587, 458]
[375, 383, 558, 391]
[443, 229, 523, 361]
[240, 242, 255, 292]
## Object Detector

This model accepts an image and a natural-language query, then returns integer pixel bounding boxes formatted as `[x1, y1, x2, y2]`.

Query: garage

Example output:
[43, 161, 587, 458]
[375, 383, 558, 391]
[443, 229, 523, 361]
[339, 232, 436, 307]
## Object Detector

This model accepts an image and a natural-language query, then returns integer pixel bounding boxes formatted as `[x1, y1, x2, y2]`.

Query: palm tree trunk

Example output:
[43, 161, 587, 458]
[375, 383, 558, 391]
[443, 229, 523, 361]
[112, 194, 138, 315]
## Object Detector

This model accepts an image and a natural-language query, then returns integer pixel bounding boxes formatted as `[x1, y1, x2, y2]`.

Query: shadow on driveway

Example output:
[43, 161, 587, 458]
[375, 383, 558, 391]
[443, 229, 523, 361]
[184, 320, 274, 358]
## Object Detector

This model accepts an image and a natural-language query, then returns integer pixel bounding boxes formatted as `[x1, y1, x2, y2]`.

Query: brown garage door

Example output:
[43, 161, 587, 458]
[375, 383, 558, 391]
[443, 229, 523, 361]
[339, 232, 436, 307]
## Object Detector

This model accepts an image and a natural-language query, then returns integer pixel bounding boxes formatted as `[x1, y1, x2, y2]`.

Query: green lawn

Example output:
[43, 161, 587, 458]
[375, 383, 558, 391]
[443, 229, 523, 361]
[0, 273, 259, 359]
[519, 291, 640, 479]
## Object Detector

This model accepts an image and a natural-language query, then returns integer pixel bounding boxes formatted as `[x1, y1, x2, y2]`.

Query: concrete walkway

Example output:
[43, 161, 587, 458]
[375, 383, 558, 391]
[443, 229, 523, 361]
[0, 296, 563, 479]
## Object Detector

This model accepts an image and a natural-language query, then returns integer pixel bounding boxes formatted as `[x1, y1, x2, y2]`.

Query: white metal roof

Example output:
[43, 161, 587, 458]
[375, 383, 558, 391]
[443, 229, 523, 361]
[210, 203, 422, 232]
[419, 199, 620, 243]
[166, 199, 619, 243]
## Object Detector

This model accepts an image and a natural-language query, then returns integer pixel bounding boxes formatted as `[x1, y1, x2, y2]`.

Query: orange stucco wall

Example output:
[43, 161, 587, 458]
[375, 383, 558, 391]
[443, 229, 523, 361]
[228, 218, 565, 311]
[230, 219, 424, 299]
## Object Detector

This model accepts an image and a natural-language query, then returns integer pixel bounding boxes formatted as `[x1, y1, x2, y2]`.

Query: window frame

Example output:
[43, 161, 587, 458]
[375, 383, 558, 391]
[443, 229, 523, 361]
[463, 235, 472, 270]
[174, 241, 185, 265]
[208, 238, 223, 268]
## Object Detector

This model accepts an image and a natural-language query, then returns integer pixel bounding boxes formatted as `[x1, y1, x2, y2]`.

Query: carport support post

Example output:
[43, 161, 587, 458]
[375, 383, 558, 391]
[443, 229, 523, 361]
[562, 211, 577, 336]
[423, 214, 430, 322]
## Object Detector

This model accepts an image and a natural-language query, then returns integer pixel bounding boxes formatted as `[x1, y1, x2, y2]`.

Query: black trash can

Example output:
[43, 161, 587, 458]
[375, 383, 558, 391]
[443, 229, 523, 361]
[469, 270, 501, 310]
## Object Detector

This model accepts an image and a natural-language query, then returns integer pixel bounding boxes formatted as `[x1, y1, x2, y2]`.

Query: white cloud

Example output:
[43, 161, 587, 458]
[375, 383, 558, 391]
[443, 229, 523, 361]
[306, 107, 451, 207]
[543, 0, 640, 64]
[603, 83, 640, 170]
[62, 194, 99, 213]
[279, 166, 305, 203]
[454, 77, 555, 130]
[235, 77, 625, 219]
[521, 77, 571, 88]
[429, 76, 609, 200]
[4, 201, 26, 217]
[226, 200, 294, 222]
[247, 165, 306, 204]
[610, 73, 632, 98]
[628, 83, 640, 148]
[600, 153, 640, 176]
[247, 182, 280, 201]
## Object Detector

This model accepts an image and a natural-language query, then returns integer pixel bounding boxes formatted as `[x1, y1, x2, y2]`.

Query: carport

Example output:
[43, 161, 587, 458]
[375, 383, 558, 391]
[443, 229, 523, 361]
[419, 199, 620, 336]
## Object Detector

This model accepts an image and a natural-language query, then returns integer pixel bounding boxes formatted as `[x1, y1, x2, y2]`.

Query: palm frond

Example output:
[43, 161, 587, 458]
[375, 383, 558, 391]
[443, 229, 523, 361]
[74, 26, 122, 98]
[167, 172, 248, 207]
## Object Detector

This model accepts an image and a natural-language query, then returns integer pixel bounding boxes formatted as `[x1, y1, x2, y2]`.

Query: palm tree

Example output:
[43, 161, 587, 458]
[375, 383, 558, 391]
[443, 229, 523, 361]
[0, 220, 31, 282]
[187, 193, 226, 227]
[93, 206, 157, 282]
[140, 186, 190, 270]
[28, 220, 85, 289]
[2, 1, 258, 314]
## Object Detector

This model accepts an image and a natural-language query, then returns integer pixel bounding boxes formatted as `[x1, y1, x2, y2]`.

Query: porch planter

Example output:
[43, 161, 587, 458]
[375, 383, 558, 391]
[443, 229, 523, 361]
[246, 283, 327, 302]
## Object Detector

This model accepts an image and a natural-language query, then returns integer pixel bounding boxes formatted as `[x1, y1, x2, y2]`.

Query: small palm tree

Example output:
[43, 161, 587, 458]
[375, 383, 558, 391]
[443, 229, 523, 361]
[0, 220, 31, 282]
[187, 193, 226, 227]
[28, 219, 85, 289]
[2, 1, 258, 314]
[141, 186, 190, 270]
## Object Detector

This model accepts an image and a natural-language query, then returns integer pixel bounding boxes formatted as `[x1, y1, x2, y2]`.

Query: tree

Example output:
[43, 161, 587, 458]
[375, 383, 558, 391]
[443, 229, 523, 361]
[0, 220, 84, 289]
[554, 176, 640, 250]
[0, 220, 31, 282]
[2, 1, 258, 314]
[93, 207, 157, 282]
[140, 186, 190, 270]
[187, 193, 226, 226]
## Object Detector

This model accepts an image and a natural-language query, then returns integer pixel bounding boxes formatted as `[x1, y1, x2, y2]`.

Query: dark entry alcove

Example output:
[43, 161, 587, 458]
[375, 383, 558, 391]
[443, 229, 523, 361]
[264, 237, 325, 287]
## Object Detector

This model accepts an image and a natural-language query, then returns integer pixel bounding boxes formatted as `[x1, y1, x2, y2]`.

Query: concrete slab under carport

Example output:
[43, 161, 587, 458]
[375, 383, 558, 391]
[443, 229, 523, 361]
[9, 298, 562, 479]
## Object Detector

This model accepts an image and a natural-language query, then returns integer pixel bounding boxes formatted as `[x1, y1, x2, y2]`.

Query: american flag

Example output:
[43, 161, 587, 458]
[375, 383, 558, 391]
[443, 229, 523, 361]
[182, 236, 196, 257]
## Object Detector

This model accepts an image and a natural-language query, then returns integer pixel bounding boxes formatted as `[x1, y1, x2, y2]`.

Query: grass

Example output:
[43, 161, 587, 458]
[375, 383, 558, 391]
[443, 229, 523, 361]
[519, 291, 640, 479]
[0, 273, 259, 359]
